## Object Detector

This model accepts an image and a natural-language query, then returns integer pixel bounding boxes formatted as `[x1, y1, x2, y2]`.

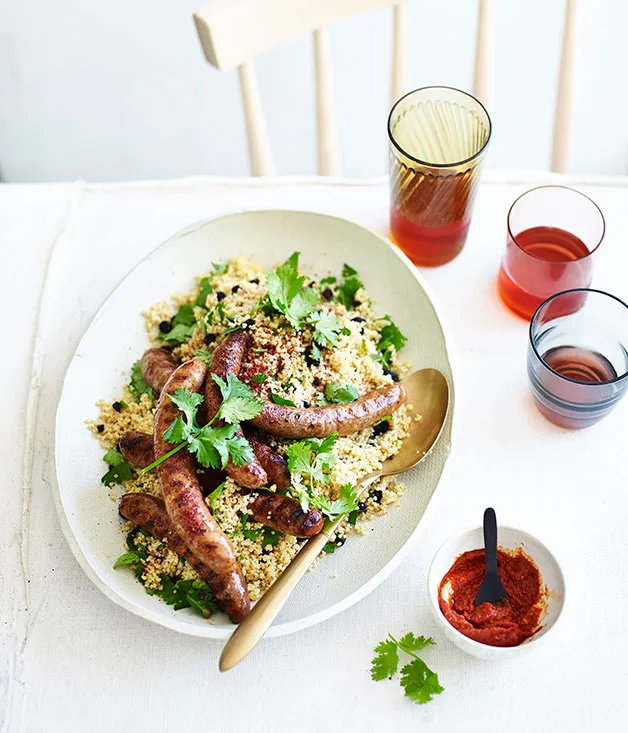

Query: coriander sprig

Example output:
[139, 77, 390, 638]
[141, 375, 264, 474]
[371, 633, 444, 705]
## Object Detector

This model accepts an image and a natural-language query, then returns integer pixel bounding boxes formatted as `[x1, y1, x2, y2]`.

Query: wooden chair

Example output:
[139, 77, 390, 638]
[193, 0, 578, 176]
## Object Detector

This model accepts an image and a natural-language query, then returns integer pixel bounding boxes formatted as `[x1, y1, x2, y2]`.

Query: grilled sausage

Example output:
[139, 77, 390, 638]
[245, 432, 291, 490]
[119, 492, 223, 587]
[118, 430, 225, 494]
[248, 382, 407, 438]
[155, 358, 250, 623]
[248, 492, 324, 537]
[118, 431, 154, 469]
[140, 347, 177, 395]
[204, 331, 267, 489]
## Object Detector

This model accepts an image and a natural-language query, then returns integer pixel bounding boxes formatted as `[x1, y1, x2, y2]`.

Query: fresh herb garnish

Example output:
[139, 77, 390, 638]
[128, 360, 154, 403]
[371, 633, 444, 705]
[141, 377, 263, 473]
[207, 480, 226, 509]
[308, 310, 345, 349]
[158, 304, 198, 345]
[319, 276, 337, 286]
[373, 315, 407, 368]
[373, 414, 392, 427]
[195, 277, 213, 307]
[101, 449, 133, 486]
[269, 392, 296, 407]
[263, 252, 320, 328]
[336, 263, 364, 310]
[251, 373, 269, 384]
[324, 382, 359, 403]
[211, 262, 228, 277]
[194, 348, 213, 366]
[262, 527, 282, 547]
[323, 541, 336, 553]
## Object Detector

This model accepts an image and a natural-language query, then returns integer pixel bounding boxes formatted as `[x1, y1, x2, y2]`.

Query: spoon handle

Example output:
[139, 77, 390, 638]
[220, 475, 379, 672]
[483, 507, 499, 574]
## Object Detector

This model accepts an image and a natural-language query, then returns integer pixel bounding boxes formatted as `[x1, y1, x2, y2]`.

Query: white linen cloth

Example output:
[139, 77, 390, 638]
[2, 173, 627, 733]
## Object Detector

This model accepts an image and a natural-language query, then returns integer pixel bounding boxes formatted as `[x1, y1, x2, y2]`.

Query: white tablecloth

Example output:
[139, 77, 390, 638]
[3, 174, 628, 733]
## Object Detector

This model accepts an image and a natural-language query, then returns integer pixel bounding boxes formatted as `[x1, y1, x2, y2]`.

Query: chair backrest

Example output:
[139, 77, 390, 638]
[193, 0, 578, 176]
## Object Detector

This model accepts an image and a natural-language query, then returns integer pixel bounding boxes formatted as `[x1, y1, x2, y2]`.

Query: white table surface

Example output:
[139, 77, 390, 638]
[3, 173, 628, 733]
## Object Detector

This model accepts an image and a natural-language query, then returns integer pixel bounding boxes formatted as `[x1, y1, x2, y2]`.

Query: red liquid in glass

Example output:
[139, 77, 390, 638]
[542, 346, 617, 383]
[498, 226, 592, 320]
[390, 205, 470, 267]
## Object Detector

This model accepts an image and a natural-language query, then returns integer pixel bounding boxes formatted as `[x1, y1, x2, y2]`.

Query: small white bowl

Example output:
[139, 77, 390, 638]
[428, 526, 565, 660]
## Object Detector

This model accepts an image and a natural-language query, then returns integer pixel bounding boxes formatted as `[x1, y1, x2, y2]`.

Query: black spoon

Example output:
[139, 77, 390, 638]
[474, 507, 509, 606]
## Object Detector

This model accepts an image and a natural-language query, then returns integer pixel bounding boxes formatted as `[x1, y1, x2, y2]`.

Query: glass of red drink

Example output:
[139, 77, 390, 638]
[388, 87, 491, 267]
[528, 289, 628, 429]
[498, 186, 605, 320]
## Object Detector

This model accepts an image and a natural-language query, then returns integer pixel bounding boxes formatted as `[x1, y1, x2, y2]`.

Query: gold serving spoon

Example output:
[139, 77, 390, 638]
[220, 368, 450, 671]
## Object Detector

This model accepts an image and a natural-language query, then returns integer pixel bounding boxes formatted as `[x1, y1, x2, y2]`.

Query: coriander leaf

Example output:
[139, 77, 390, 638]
[286, 441, 314, 477]
[101, 450, 133, 486]
[173, 304, 196, 326]
[211, 373, 264, 423]
[194, 348, 213, 366]
[113, 552, 143, 569]
[252, 347, 265, 354]
[342, 263, 359, 278]
[159, 322, 197, 344]
[269, 392, 296, 407]
[309, 309, 345, 348]
[337, 266, 364, 310]
[370, 351, 391, 369]
[314, 432, 338, 455]
[319, 276, 337, 286]
[266, 252, 306, 309]
[371, 639, 399, 680]
[195, 277, 213, 307]
[310, 342, 322, 362]
[185, 580, 219, 618]
[128, 360, 154, 403]
[207, 480, 226, 509]
[191, 423, 238, 468]
[211, 262, 228, 277]
[262, 527, 282, 547]
[397, 633, 436, 655]
[324, 382, 359, 403]
[323, 541, 336, 553]
[168, 388, 203, 428]
[286, 287, 320, 327]
[400, 659, 444, 705]
[320, 483, 358, 520]
[348, 509, 359, 525]
[251, 373, 269, 384]
[162, 416, 188, 444]
[225, 433, 256, 466]
[374, 415, 393, 427]
[378, 315, 407, 355]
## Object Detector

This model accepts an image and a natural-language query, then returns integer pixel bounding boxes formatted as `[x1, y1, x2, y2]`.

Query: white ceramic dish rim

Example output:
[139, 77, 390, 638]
[53, 209, 459, 639]
[427, 525, 566, 653]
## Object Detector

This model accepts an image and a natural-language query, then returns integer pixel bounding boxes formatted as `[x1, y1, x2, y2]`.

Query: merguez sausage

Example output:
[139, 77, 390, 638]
[155, 358, 250, 623]
[118, 431, 154, 469]
[204, 331, 267, 489]
[119, 492, 224, 585]
[248, 492, 324, 537]
[248, 382, 407, 439]
[140, 347, 177, 395]
[245, 432, 291, 490]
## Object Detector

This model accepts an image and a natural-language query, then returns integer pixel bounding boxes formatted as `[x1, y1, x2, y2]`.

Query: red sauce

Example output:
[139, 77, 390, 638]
[438, 548, 546, 647]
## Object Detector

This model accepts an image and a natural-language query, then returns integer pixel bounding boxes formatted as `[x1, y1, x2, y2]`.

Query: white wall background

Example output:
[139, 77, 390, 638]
[0, 0, 626, 182]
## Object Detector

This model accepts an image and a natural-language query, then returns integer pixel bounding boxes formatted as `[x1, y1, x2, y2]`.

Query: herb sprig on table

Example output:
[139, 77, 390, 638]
[140, 375, 264, 473]
[285, 433, 358, 520]
[371, 633, 444, 705]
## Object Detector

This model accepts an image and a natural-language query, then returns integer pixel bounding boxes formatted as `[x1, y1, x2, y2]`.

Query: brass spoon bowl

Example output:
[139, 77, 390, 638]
[220, 368, 450, 671]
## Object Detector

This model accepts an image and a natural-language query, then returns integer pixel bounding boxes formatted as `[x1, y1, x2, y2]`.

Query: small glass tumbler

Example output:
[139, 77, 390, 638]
[498, 186, 605, 320]
[527, 289, 628, 429]
[388, 86, 491, 267]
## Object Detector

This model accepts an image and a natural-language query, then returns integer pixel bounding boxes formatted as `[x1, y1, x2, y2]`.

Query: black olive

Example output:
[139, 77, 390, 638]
[384, 369, 400, 382]
[313, 377, 320, 386]
[216, 291, 226, 302]
[250, 278, 260, 284]
[96, 424, 105, 433]
[358, 502, 367, 512]
[360, 328, 365, 335]
[231, 285, 240, 294]
[303, 400, 310, 408]
[334, 536, 346, 547]
[245, 318, 255, 327]
[112, 402, 123, 412]
[322, 288, 333, 301]
[308, 281, 316, 287]
[305, 350, 320, 367]
[351, 316, 366, 323]
[159, 320, 173, 333]
[372, 420, 390, 436]
[204, 333, 216, 345]
[372, 490, 383, 504]
[353, 300, 361, 307]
